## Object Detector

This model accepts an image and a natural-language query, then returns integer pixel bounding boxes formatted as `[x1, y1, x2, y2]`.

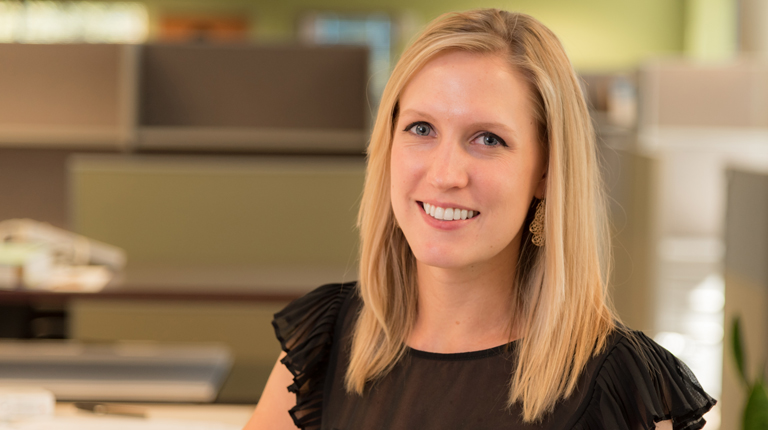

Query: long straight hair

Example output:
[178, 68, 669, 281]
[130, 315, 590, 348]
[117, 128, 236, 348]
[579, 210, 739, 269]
[347, 9, 619, 422]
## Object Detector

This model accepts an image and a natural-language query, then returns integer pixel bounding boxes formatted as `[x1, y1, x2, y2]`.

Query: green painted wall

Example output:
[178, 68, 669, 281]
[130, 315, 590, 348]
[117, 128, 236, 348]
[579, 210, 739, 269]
[684, 0, 737, 60]
[141, 0, 687, 72]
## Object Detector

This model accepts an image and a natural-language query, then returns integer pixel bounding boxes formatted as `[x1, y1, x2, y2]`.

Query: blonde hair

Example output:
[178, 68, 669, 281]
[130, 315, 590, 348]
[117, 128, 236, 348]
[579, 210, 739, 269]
[348, 9, 619, 422]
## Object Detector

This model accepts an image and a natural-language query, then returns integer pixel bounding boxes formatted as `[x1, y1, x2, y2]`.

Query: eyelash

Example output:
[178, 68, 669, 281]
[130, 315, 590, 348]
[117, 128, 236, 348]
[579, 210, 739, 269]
[404, 121, 433, 137]
[403, 121, 508, 148]
[477, 132, 508, 148]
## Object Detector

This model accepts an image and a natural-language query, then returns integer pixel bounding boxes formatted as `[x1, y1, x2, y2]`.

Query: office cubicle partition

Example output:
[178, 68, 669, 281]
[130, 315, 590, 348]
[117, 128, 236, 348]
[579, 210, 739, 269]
[138, 44, 369, 152]
[0, 42, 369, 153]
[722, 168, 768, 430]
[0, 43, 137, 149]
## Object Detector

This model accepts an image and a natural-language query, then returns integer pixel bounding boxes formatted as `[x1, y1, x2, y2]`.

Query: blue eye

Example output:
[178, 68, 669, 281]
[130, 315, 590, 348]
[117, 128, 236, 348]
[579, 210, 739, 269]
[406, 122, 432, 136]
[478, 132, 507, 147]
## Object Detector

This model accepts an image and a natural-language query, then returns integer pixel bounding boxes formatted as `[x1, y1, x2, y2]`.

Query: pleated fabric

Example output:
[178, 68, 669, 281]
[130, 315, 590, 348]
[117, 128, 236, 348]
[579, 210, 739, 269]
[568, 331, 717, 430]
[272, 282, 356, 430]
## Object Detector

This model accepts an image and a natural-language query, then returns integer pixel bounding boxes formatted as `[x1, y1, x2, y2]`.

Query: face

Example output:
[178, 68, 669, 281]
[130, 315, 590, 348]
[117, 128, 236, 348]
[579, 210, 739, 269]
[390, 50, 547, 271]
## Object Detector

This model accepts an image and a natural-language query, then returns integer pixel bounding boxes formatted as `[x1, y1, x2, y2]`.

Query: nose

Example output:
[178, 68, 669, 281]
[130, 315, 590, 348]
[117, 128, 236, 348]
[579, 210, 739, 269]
[426, 138, 469, 190]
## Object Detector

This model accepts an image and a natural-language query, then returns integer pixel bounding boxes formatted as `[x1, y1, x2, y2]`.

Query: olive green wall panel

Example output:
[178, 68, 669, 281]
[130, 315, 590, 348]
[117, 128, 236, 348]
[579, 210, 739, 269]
[70, 155, 364, 292]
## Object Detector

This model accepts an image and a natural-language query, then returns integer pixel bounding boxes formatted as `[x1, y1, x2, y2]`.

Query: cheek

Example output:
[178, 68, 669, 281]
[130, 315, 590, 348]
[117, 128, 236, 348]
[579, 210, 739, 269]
[389, 145, 412, 216]
[390, 144, 421, 198]
[389, 146, 402, 197]
[481, 162, 536, 220]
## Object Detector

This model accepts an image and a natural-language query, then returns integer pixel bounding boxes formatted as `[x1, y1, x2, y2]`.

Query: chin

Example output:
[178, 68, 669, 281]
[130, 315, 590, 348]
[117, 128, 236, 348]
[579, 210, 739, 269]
[411, 247, 475, 270]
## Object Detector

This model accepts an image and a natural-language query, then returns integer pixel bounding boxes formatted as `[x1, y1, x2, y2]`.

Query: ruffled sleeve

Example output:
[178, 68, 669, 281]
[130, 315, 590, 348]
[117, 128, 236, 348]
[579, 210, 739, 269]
[271, 282, 355, 430]
[572, 330, 716, 430]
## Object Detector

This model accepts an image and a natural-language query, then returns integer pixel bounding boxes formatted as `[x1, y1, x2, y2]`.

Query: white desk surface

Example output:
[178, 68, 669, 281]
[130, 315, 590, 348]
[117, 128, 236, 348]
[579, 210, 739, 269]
[35, 403, 256, 429]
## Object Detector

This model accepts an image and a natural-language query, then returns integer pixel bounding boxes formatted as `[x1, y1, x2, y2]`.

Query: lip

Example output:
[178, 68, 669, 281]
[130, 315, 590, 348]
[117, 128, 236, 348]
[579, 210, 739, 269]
[417, 201, 479, 230]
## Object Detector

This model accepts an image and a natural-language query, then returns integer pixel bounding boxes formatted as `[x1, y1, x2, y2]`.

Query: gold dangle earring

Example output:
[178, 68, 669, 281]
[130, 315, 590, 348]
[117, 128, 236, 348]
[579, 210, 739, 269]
[529, 199, 545, 247]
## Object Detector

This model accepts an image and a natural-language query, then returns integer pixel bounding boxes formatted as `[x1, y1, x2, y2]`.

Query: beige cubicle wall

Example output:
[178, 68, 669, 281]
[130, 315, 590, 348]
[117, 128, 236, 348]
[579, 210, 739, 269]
[639, 59, 768, 129]
[0, 42, 370, 153]
[722, 168, 768, 430]
[572, 74, 659, 335]
[601, 146, 658, 335]
[0, 43, 137, 149]
[0, 148, 74, 230]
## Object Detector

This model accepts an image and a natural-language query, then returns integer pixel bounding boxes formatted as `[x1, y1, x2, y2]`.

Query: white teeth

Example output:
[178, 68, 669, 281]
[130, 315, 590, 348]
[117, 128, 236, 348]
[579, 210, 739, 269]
[422, 203, 478, 221]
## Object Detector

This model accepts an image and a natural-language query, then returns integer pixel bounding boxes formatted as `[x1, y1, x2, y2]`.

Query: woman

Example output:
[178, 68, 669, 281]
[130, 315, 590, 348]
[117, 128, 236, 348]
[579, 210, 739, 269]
[246, 9, 716, 430]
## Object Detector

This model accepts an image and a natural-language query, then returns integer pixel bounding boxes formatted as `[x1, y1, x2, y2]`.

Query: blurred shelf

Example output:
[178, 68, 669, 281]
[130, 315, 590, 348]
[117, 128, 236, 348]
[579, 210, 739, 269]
[0, 288, 300, 304]
[136, 126, 367, 153]
[0, 127, 133, 149]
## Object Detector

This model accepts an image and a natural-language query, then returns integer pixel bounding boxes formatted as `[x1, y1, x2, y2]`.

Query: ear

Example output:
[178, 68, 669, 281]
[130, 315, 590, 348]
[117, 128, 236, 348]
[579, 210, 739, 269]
[534, 166, 547, 199]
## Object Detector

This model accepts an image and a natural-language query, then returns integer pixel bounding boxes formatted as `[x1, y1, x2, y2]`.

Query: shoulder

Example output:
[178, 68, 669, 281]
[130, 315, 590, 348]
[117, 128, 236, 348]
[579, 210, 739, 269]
[271, 282, 357, 429]
[272, 281, 357, 368]
[569, 327, 716, 430]
[273, 282, 356, 335]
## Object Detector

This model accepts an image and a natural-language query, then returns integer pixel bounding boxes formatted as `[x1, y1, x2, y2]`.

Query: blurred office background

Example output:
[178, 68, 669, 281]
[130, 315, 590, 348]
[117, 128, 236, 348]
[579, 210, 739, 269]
[1, 0, 767, 428]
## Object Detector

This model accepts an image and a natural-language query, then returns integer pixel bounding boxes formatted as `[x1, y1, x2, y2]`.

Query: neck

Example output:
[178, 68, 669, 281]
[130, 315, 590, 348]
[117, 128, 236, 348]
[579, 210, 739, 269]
[407, 246, 521, 354]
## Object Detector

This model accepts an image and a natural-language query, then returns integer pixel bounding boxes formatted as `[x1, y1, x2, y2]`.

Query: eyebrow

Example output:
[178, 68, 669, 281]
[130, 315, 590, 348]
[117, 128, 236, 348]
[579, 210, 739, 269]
[399, 109, 519, 138]
[398, 109, 438, 125]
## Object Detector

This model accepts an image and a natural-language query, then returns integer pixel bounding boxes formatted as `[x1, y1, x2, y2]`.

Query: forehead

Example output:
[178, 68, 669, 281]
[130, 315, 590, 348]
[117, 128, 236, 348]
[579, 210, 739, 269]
[397, 51, 534, 126]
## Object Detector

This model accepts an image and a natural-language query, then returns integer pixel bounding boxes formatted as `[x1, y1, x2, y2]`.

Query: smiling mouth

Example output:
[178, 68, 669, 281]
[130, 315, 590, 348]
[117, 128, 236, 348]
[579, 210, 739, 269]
[420, 202, 480, 221]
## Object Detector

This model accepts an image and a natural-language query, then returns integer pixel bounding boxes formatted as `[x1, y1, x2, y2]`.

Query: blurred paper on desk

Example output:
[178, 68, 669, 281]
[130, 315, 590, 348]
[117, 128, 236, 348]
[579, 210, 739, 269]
[0, 219, 126, 292]
[0, 341, 232, 402]
[0, 243, 53, 290]
[0, 219, 126, 270]
[0, 416, 240, 430]
[0, 387, 55, 420]
[41, 265, 113, 293]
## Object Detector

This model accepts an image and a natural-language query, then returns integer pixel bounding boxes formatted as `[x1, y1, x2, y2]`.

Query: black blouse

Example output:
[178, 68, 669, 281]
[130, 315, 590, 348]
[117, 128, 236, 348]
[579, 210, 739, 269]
[272, 283, 716, 430]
